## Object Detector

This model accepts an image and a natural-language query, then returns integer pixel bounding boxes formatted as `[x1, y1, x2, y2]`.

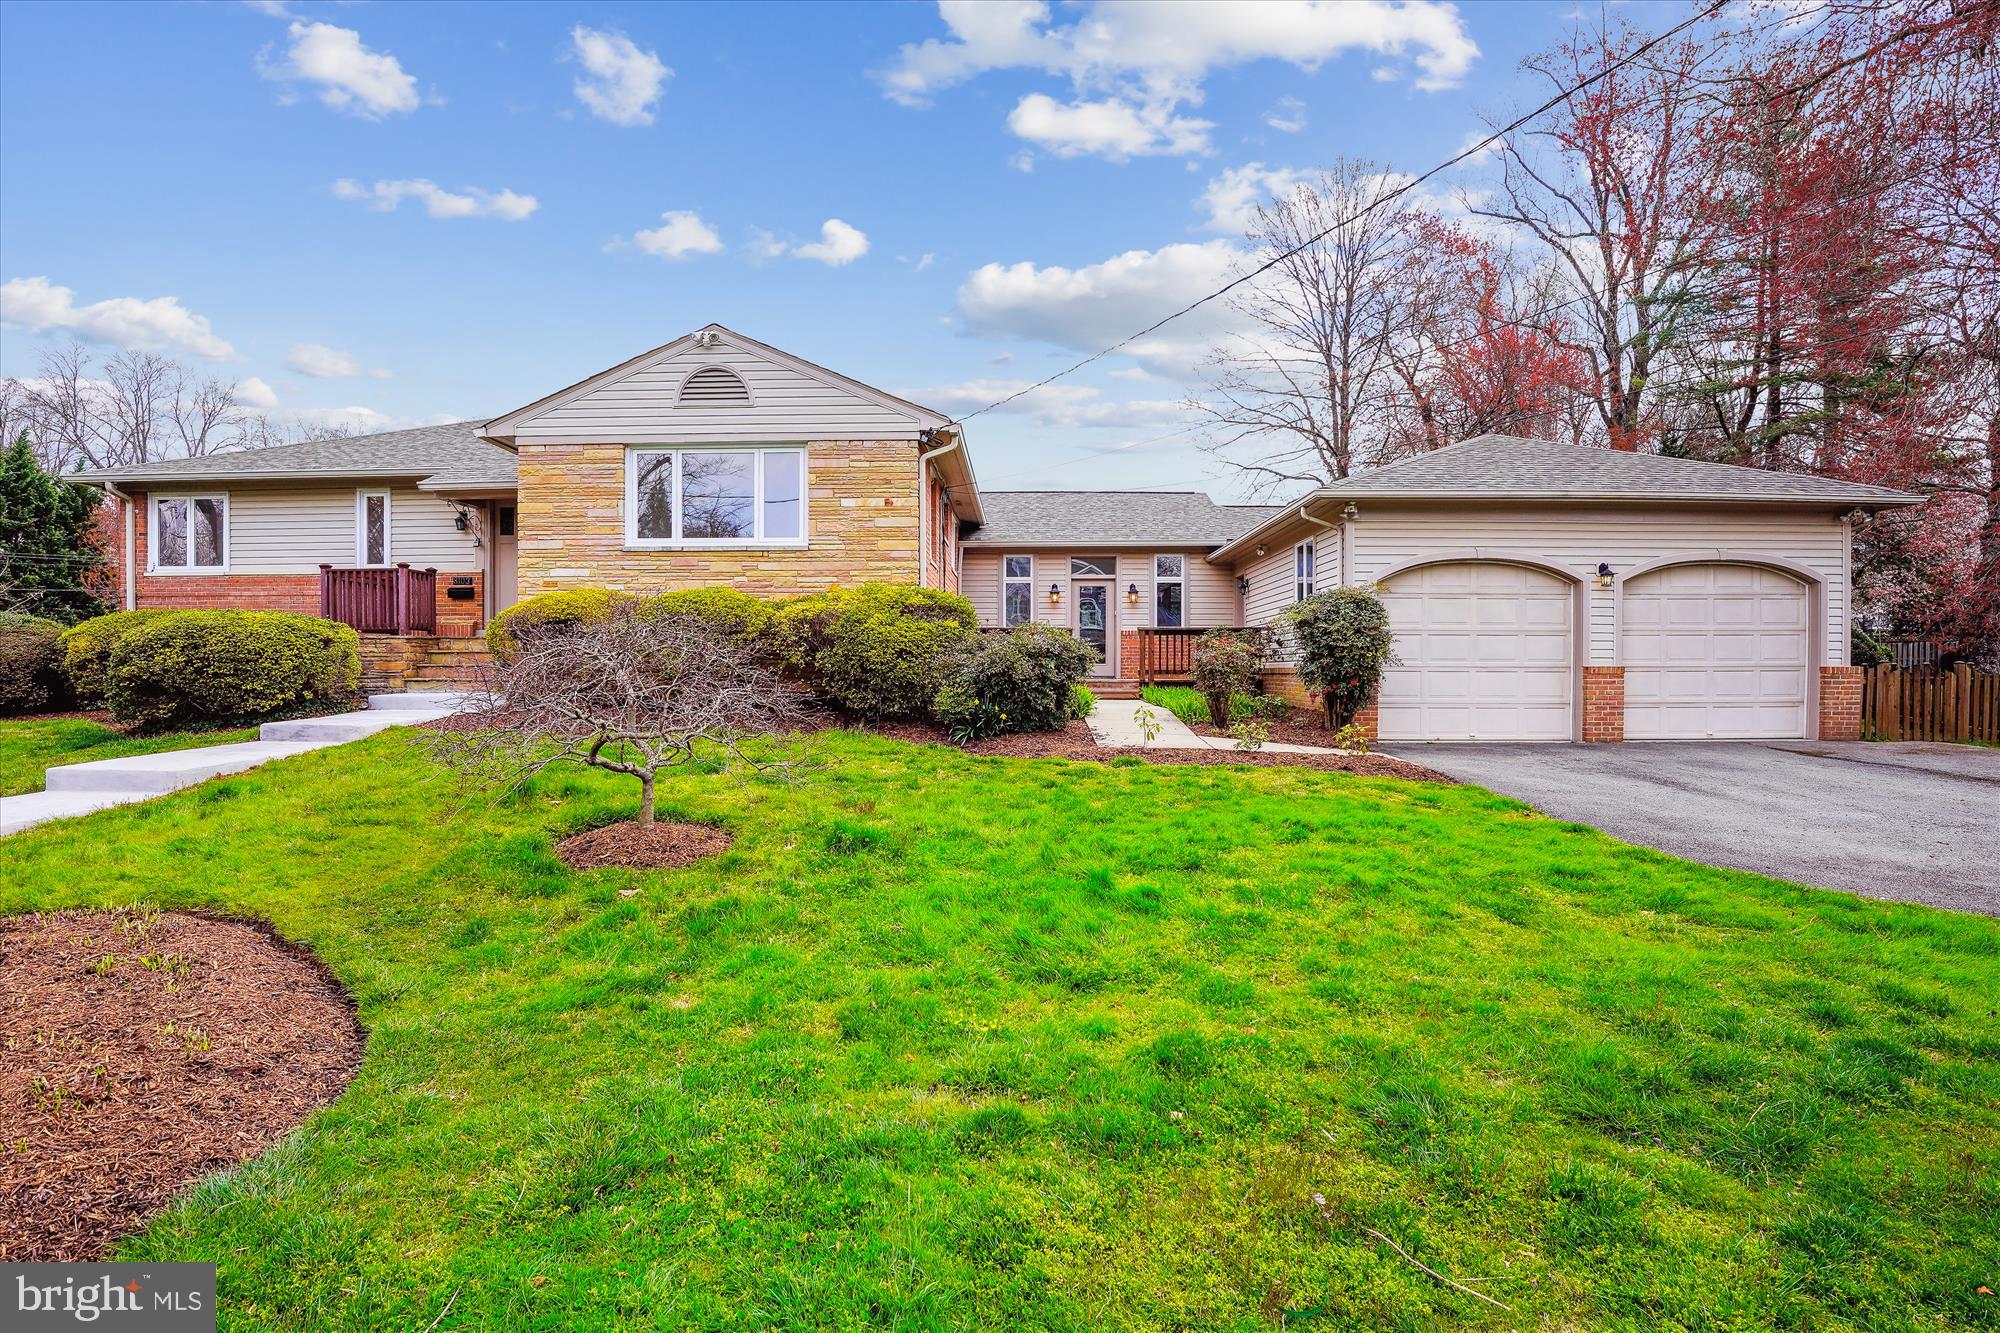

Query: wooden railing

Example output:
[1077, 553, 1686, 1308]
[1133, 626, 1268, 684]
[319, 563, 438, 636]
[1861, 662, 2000, 744]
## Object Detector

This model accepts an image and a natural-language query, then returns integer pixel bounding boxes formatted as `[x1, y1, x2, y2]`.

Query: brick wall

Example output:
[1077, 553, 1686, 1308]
[1819, 665, 1863, 741]
[1117, 629, 1143, 679]
[1582, 666, 1625, 742]
[515, 439, 922, 596]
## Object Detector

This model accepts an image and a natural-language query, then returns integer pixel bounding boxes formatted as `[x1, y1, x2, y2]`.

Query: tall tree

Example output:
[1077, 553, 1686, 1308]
[0, 431, 107, 624]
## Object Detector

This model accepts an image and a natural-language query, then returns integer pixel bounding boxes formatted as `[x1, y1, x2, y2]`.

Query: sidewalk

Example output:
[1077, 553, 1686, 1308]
[1084, 698, 1348, 756]
[0, 693, 469, 836]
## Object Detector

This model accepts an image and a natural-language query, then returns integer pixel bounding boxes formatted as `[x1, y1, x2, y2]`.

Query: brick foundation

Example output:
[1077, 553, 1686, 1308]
[1819, 665, 1863, 741]
[1259, 667, 1379, 742]
[1118, 630, 1143, 679]
[1582, 666, 1625, 742]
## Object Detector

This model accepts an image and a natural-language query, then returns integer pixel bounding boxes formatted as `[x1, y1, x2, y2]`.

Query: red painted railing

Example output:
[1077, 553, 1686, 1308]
[319, 564, 437, 635]
[1134, 626, 1268, 683]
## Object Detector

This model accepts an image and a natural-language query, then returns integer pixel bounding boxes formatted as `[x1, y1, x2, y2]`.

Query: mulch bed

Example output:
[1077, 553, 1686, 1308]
[0, 908, 364, 1262]
[557, 820, 735, 870]
[1184, 707, 1368, 750]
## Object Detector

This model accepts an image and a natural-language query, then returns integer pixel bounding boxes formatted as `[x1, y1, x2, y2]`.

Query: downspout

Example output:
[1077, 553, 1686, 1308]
[103, 481, 137, 611]
[1293, 499, 1344, 587]
[917, 429, 962, 589]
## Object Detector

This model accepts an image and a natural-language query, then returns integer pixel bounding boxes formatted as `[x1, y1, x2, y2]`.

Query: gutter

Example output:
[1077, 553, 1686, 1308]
[917, 429, 962, 590]
[100, 480, 137, 611]
[1292, 499, 1346, 587]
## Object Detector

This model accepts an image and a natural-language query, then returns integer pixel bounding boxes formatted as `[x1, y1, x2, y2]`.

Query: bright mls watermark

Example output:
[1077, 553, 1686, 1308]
[5, 1264, 215, 1330]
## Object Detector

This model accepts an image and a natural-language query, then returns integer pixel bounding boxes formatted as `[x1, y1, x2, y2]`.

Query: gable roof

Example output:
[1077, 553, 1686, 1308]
[479, 323, 954, 443]
[963, 491, 1285, 548]
[70, 420, 516, 492]
[1209, 434, 1922, 561]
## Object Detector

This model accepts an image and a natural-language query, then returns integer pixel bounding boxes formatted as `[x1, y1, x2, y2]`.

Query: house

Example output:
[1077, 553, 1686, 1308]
[73, 325, 1920, 741]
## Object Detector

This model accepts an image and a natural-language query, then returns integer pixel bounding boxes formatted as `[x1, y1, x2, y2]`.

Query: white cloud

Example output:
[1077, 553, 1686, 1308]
[881, 1, 1477, 158]
[627, 210, 725, 260]
[1197, 162, 1313, 233]
[1007, 93, 1211, 159]
[955, 239, 1247, 379]
[912, 253, 936, 271]
[1264, 95, 1307, 133]
[236, 375, 280, 408]
[332, 178, 539, 221]
[0, 276, 236, 361]
[1454, 128, 1501, 167]
[907, 377, 1188, 430]
[1371, 66, 1399, 82]
[569, 26, 669, 127]
[287, 342, 390, 379]
[258, 21, 421, 118]
[792, 219, 871, 267]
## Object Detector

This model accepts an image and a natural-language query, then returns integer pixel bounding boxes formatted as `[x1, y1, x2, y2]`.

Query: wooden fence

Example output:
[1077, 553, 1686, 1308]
[1860, 662, 2000, 743]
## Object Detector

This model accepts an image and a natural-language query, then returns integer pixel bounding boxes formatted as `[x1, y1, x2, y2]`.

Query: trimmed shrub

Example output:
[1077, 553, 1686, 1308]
[932, 623, 1097, 740]
[1276, 585, 1397, 727]
[107, 611, 360, 729]
[57, 609, 171, 703]
[0, 612, 67, 715]
[486, 589, 630, 655]
[1190, 630, 1264, 728]
[641, 588, 772, 640]
[771, 583, 978, 719]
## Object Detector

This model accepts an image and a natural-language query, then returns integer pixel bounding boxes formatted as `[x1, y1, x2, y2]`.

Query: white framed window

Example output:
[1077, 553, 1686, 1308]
[356, 489, 391, 566]
[1153, 553, 1185, 627]
[624, 447, 806, 547]
[1295, 540, 1316, 601]
[1002, 555, 1033, 627]
[149, 494, 228, 573]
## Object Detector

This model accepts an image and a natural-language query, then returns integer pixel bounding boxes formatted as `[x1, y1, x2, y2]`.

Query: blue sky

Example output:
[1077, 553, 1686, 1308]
[0, 0, 1686, 497]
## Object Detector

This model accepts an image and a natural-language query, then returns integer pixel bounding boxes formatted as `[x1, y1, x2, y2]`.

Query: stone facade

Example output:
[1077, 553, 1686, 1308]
[1581, 666, 1625, 742]
[1818, 665, 1864, 741]
[515, 440, 925, 596]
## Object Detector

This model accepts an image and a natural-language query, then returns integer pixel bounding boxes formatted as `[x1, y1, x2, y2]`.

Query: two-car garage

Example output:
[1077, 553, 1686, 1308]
[1374, 558, 1813, 742]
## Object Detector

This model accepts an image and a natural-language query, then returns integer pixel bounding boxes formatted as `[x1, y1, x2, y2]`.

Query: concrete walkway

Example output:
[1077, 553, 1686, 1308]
[1086, 698, 1346, 755]
[0, 692, 469, 837]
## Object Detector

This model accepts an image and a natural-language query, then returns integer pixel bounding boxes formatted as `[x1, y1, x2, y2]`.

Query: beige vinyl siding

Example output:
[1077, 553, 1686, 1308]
[1235, 533, 1338, 664]
[515, 347, 925, 443]
[962, 548, 1239, 630]
[180, 484, 481, 574]
[1343, 504, 1850, 665]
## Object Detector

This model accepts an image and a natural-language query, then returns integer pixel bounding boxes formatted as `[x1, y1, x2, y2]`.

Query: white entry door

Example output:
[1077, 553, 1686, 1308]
[1622, 563, 1808, 739]
[1376, 562, 1574, 741]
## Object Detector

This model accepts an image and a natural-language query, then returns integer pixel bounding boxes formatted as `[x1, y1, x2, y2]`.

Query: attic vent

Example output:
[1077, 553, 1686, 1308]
[678, 366, 750, 406]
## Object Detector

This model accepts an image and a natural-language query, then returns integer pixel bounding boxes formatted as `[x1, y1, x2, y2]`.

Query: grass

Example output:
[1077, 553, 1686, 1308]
[1139, 684, 1265, 725]
[1, 724, 1996, 1330]
[0, 716, 259, 796]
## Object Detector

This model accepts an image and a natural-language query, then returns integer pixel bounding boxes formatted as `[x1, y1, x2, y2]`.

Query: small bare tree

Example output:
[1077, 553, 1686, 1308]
[430, 607, 811, 824]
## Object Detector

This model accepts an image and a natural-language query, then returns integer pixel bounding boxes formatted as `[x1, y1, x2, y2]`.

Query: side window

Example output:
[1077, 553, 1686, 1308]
[1002, 555, 1033, 627]
[1154, 554, 1184, 628]
[357, 490, 390, 566]
[1295, 541, 1315, 601]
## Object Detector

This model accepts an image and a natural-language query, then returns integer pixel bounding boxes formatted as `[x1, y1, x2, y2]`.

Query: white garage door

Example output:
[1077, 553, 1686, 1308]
[1622, 564, 1808, 739]
[1377, 562, 1574, 741]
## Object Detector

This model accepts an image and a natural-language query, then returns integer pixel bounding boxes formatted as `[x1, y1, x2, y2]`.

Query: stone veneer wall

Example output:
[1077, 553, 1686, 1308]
[514, 440, 922, 596]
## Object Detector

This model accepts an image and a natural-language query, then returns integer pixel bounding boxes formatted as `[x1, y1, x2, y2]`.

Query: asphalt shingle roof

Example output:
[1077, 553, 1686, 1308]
[963, 491, 1285, 547]
[1300, 433, 1921, 505]
[72, 420, 516, 491]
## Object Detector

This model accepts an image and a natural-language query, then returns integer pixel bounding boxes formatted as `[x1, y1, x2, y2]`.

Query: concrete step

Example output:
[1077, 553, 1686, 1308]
[368, 691, 474, 711]
[43, 740, 334, 794]
[0, 789, 146, 836]
[261, 709, 453, 742]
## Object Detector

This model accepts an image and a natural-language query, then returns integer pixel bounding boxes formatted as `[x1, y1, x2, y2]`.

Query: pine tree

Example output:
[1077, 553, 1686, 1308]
[0, 431, 106, 624]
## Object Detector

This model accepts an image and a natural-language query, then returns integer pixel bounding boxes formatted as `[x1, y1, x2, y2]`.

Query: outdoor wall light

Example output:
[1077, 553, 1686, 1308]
[1595, 561, 1614, 589]
[1238, 575, 1251, 594]
[453, 510, 471, 532]
[1048, 583, 1063, 603]
[1125, 582, 1140, 604]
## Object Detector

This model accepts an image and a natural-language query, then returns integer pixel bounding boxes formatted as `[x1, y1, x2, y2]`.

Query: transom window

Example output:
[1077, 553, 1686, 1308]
[625, 448, 805, 546]
[151, 495, 227, 571]
[356, 490, 391, 566]
[1070, 556, 1115, 577]
[1154, 553, 1185, 628]
[1002, 555, 1033, 627]
[1295, 540, 1316, 601]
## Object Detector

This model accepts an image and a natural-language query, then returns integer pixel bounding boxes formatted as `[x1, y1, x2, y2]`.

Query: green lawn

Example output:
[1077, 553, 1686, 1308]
[1, 725, 1995, 1330]
[0, 717, 260, 796]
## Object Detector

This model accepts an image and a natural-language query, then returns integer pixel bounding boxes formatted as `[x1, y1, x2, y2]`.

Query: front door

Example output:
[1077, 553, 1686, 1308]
[489, 502, 519, 617]
[1075, 581, 1114, 677]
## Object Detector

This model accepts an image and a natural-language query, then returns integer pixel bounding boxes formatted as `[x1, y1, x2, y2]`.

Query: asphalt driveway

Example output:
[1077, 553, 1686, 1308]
[1386, 740, 2000, 915]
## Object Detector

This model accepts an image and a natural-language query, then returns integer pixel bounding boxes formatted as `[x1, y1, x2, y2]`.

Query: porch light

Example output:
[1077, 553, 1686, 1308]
[1125, 582, 1140, 604]
[1595, 561, 1614, 589]
[1237, 575, 1251, 594]
[1048, 583, 1063, 603]
[453, 510, 470, 532]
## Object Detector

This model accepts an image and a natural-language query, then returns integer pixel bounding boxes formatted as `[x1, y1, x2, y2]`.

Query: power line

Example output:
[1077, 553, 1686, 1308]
[947, 1, 1734, 429]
